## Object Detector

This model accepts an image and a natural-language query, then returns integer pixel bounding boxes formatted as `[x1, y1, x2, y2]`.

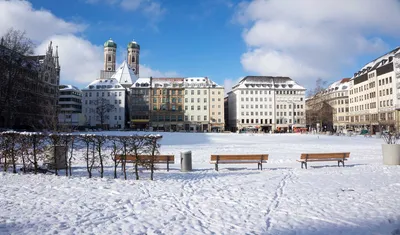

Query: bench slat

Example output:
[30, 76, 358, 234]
[210, 155, 268, 161]
[115, 155, 175, 163]
[300, 153, 350, 160]
[210, 161, 266, 164]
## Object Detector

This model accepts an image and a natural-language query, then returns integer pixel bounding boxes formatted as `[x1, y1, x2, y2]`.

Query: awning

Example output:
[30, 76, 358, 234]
[293, 124, 306, 128]
[131, 119, 149, 123]
[276, 124, 289, 128]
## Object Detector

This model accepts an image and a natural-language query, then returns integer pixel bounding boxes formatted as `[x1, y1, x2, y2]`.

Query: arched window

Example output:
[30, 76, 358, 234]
[108, 55, 111, 62]
[132, 56, 135, 63]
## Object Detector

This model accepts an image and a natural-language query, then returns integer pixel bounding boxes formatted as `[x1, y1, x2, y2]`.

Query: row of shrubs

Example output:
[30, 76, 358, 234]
[0, 131, 163, 180]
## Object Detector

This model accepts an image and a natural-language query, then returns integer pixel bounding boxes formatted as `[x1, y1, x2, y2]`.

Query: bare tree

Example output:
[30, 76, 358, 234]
[130, 135, 146, 180]
[109, 136, 121, 179]
[95, 98, 114, 129]
[307, 78, 327, 98]
[67, 135, 75, 176]
[93, 135, 107, 178]
[80, 134, 96, 178]
[118, 136, 130, 180]
[0, 131, 20, 173]
[48, 133, 62, 176]
[0, 28, 36, 128]
[24, 132, 47, 174]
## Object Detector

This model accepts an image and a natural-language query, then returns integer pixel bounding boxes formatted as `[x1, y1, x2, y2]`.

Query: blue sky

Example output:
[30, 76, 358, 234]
[2, 0, 400, 91]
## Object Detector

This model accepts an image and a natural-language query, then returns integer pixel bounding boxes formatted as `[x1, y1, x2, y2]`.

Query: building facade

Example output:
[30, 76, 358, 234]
[348, 47, 400, 133]
[81, 39, 138, 129]
[58, 85, 85, 128]
[0, 41, 60, 130]
[228, 76, 306, 132]
[306, 78, 350, 132]
[82, 79, 127, 129]
[183, 77, 224, 132]
[130, 78, 150, 130]
[150, 78, 185, 131]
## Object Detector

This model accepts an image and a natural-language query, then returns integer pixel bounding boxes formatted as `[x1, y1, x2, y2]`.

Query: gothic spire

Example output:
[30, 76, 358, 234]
[55, 45, 60, 69]
[47, 41, 53, 56]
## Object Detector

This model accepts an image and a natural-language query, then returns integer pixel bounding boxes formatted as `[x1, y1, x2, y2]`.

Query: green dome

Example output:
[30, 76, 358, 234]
[127, 40, 140, 49]
[104, 39, 117, 48]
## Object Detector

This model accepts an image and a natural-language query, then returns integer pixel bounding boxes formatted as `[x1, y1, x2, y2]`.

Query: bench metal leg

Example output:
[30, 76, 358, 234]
[215, 163, 218, 171]
[167, 161, 169, 172]
[338, 161, 340, 167]
[258, 163, 262, 170]
[301, 162, 307, 169]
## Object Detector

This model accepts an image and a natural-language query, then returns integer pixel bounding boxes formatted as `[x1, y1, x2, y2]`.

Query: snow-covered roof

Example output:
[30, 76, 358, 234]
[326, 78, 350, 92]
[83, 78, 125, 90]
[183, 77, 222, 88]
[131, 77, 150, 88]
[151, 78, 184, 88]
[111, 61, 137, 87]
[353, 46, 400, 78]
[232, 76, 306, 90]
[59, 84, 81, 92]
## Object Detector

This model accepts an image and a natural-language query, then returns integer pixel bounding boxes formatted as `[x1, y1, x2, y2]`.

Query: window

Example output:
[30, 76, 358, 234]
[204, 115, 207, 121]
[191, 90, 194, 95]
[204, 105, 207, 110]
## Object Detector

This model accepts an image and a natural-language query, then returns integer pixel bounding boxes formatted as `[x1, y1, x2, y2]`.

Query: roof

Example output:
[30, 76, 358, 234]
[59, 84, 81, 92]
[353, 46, 400, 78]
[111, 61, 137, 87]
[131, 77, 150, 88]
[183, 77, 223, 88]
[104, 38, 117, 48]
[83, 78, 125, 90]
[232, 76, 306, 90]
[127, 40, 140, 49]
[326, 78, 350, 92]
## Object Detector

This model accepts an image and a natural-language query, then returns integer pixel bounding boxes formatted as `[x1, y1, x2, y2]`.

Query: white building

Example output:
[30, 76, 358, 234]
[348, 47, 400, 132]
[81, 38, 138, 129]
[228, 76, 306, 132]
[82, 78, 127, 129]
[183, 77, 224, 132]
[58, 85, 85, 128]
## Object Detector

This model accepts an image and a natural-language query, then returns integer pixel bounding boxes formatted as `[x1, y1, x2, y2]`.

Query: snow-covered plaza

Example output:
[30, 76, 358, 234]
[1, 132, 400, 235]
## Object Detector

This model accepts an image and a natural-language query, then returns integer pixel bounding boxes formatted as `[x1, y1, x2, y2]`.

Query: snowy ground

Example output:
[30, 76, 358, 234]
[1, 132, 400, 235]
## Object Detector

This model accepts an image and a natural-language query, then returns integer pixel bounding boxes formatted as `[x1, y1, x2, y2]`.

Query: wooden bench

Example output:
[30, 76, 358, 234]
[297, 152, 350, 169]
[115, 154, 174, 171]
[210, 154, 268, 171]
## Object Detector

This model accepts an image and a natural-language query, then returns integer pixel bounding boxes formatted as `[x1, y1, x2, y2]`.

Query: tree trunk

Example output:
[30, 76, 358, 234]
[33, 135, 37, 175]
[68, 139, 74, 176]
[98, 143, 104, 178]
[85, 142, 91, 178]
[53, 144, 58, 176]
[11, 143, 16, 174]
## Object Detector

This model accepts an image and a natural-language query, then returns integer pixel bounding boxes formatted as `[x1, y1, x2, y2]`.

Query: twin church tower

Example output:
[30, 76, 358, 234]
[103, 38, 140, 76]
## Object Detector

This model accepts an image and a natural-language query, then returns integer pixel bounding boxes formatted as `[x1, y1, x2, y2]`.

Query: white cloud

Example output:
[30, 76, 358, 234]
[223, 77, 243, 95]
[88, 0, 165, 19]
[0, 0, 175, 88]
[235, 0, 400, 88]
[0, 0, 86, 42]
[139, 64, 179, 78]
[36, 35, 103, 86]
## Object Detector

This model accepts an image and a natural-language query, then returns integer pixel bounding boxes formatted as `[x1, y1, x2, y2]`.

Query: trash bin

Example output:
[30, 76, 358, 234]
[181, 151, 192, 172]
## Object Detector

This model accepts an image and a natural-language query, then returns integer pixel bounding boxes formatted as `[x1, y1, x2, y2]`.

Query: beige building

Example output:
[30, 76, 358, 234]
[306, 78, 350, 132]
[348, 47, 400, 133]
[183, 77, 224, 132]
